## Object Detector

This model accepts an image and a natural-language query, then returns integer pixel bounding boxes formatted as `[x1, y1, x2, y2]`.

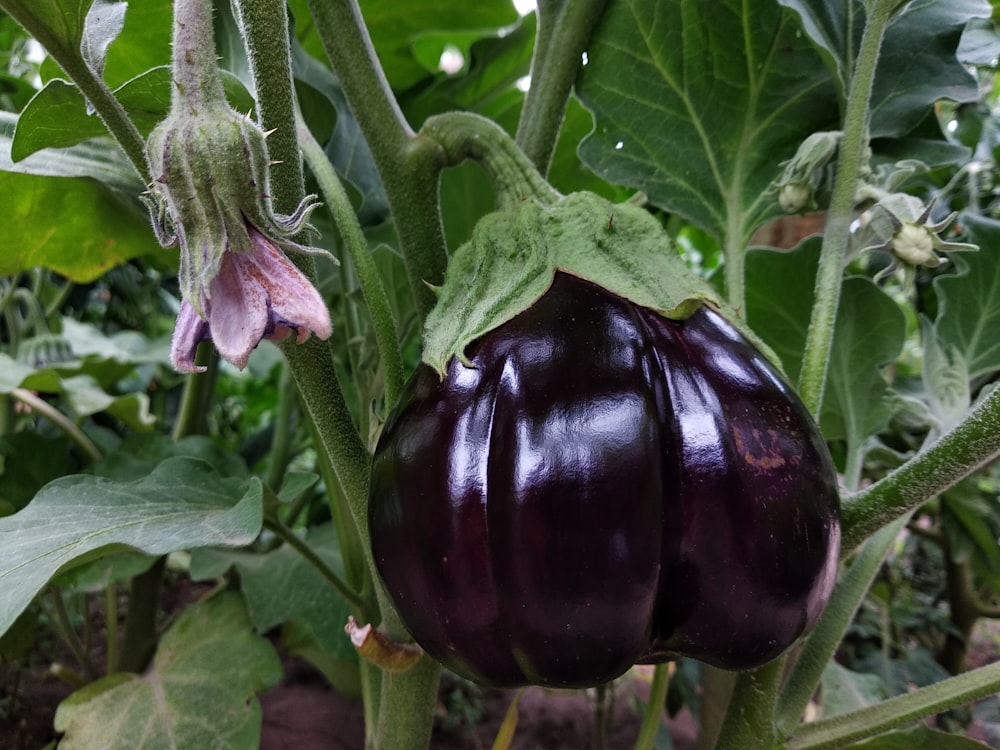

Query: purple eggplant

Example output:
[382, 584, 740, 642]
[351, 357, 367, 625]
[369, 272, 840, 688]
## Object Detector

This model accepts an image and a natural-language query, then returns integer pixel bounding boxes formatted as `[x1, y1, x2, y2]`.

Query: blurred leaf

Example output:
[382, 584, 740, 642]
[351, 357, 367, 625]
[189, 523, 358, 694]
[0, 432, 76, 514]
[576, 0, 838, 246]
[99, 0, 171, 88]
[0, 457, 262, 638]
[0, 0, 94, 62]
[920, 315, 970, 435]
[53, 550, 157, 592]
[53, 593, 281, 750]
[820, 661, 888, 718]
[845, 726, 993, 749]
[358, 0, 520, 90]
[935, 214, 1000, 380]
[941, 483, 1000, 570]
[60, 374, 155, 430]
[89, 434, 249, 481]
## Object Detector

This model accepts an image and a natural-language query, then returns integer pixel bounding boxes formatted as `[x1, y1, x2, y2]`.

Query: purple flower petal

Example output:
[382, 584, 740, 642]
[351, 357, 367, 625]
[170, 300, 211, 373]
[207, 249, 270, 370]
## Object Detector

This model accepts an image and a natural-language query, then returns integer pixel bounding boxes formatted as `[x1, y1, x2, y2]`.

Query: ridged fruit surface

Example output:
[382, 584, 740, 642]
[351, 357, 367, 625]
[369, 273, 840, 687]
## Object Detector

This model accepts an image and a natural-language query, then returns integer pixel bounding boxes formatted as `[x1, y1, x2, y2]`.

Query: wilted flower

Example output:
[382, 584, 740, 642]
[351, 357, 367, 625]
[170, 223, 333, 372]
[146, 0, 332, 373]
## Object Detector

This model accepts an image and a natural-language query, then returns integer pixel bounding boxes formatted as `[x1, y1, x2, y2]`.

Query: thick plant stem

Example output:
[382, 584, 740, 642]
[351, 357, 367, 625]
[797, 0, 896, 418]
[232, 0, 304, 214]
[171, 344, 218, 440]
[841, 385, 1000, 551]
[374, 655, 441, 750]
[117, 556, 166, 673]
[786, 660, 1000, 750]
[515, 0, 610, 174]
[712, 658, 783, 750]
[265, 366, 297, 492]
[305, 0, 448, 317]
[171, 0, 226, 108]
[297, 115, 405, 408]
[634, 664, 670, 750]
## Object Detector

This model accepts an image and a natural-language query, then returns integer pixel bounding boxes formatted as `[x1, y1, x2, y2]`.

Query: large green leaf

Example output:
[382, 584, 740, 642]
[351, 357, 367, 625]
[820, 661, 888, 718]
[778, 0, 985, 138]
[745, 242, 906, 453]
[0, 0, 94, 63]
[576, 0, 838, 247]
[190, 522, 358, 695]
[0, 457, 262, 637]
[934, 213, 1000, 380]
[53, 593, 281, 750]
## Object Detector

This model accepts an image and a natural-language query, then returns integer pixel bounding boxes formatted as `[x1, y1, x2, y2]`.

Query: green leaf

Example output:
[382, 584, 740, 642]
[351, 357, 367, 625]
[89, 434, 249, 481]
[53, 593, 281, 750]
[845, 726, 993, 749]
[0, 432, 76, 515]
[934, 214, 1000, 380]
[53, 550, 157, 592]
[358, 0, 520, 90]
[576, 0, 838, 247]
[778, 0, 985, 138]
[0, 0, 94, 62]
[0, 457, 262, 638]
[99, 0, 172, 89]
[745, 242, 906, 451]
[190, 523, 358, 695]
[820, 661, 888, 718]
[80, 0, 126, 80]
[60, 374, 155, 431]
[820, 277, 906, 448]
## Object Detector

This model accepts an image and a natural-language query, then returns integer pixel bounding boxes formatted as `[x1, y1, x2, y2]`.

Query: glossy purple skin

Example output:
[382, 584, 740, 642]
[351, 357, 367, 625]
[369, 273, 840, 688]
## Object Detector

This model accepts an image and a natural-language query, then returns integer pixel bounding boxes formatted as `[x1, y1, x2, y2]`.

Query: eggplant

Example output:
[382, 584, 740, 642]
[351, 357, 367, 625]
[369, 272, 840, 688]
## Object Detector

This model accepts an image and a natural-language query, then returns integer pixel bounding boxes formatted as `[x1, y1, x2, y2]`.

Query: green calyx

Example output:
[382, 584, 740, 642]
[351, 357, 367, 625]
[421, 190, 720, 375]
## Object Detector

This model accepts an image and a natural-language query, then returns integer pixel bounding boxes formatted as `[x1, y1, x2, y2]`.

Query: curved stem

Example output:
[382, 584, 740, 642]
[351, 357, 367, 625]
[172, 343, 219, 440]
[11, 388, 101, 463]
[841, 385, 1000, 552]
[634, 664, 670, 750]
[786, 660, 1000, 750]
[422, 111, 561, 209]
[797, 0, 896, 418]
[305, 0, 448, 317]
[263, 516, 368, 614]
[297, 114, 405, 409]
[515, 0, 610, 174]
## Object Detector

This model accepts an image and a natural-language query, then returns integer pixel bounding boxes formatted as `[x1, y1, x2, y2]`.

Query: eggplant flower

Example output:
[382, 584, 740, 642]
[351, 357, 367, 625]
[145, 98, 333, 373]
[170, 223, 333, 373]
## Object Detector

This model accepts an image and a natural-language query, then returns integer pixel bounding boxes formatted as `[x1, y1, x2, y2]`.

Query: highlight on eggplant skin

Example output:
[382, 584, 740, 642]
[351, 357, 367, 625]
[369, 272, 841, 688]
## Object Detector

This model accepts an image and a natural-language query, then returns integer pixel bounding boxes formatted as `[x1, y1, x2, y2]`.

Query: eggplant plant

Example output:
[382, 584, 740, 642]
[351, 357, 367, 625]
[0, 0, 999, 749]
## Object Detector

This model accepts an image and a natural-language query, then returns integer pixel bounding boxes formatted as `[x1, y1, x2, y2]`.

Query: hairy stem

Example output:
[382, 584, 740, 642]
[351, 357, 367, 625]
[515, 0, 609, 174]
[713, 657, 783, 750]
[797, 0, 896, 417]
[786, 660, 1000, 750]
[841, 385, 1000, 551]
[305, 0, 448, 317]
[297, 114, 405, 408]
[634, 664, 670, 750]
[171, 343, 219, 440]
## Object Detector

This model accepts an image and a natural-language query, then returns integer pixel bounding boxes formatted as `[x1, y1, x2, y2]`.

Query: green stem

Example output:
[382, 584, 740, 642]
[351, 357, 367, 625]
[515, 0, 610, 174]
[374, 655, 441, 750]
[11, 388, 101, 463]
[841, 385, 1000, 552]
[297, 114, 405, 408]
[105, 583, 119, 674]
[634, 664, 670, 750]
[774, 516, 908, 736]
[47, 587, 98, 681]
[797, 0, 895, 418]
[305, 0, 448, 317]
[422, 111, 561, 210]
[170, 0, 227, 109]
[723, 221, 746, 312]
[171, 344, 219, 440]
[713, 658, 783, 750]
[266, 365, 297, 492]
[786, 660, 1000, 750]
[0, 1, 149, 180]
[231, 0, 305, 214]
[117, 556, 165, 673]
[263, 516, 368, 614]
